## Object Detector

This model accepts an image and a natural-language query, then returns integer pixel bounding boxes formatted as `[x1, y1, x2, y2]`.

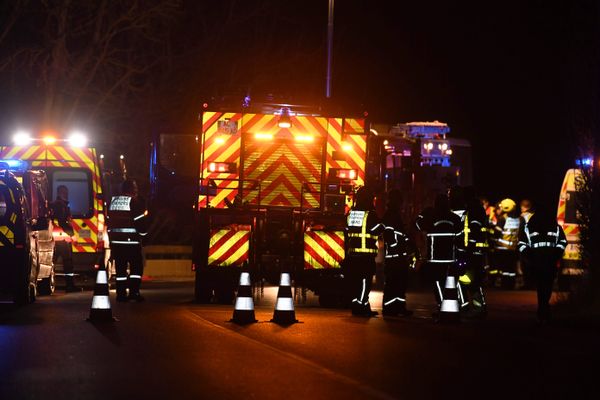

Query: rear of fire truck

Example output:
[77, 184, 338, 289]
[192, 102, 368, 305]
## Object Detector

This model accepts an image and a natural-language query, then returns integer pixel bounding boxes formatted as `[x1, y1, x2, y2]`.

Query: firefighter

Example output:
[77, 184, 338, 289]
[459, 188, 489, 318]
[381, 189, 416, 316]
[518, 207, 566, 323]
[107, 179, 148, 302]
[50, 185, 81, 292]
[492, 198, 521, 289]
[519, 198, 535, 289]
[345, 186, 382, 317]
[415, 193, 463, 311]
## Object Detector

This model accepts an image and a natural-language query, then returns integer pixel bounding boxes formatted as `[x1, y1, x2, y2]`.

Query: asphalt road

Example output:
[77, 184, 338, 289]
[1, 279, 599, 400]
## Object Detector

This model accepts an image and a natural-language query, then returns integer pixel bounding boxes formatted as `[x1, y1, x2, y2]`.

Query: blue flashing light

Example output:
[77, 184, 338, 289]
[575, 157, 593, 167]
[0, 159, 29, 171]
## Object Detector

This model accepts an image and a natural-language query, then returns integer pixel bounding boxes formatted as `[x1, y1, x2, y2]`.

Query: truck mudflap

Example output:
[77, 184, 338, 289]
[193, 208, 260, 304]
[208, 225, 251, 267]
[303, 230, 344, 270]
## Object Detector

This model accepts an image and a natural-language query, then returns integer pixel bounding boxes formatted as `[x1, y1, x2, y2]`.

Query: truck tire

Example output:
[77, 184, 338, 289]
[38, 266, 56, 295]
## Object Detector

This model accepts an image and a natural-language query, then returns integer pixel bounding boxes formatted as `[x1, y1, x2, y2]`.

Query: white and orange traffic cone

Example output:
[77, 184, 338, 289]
[230, 272, 257, 324]
[271, 272, 298, 324]
[87, 263, 116, 322]
[438, 274, 460, 323]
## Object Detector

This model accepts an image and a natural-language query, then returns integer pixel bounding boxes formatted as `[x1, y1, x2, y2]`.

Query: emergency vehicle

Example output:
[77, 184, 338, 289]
[0, 167, 54, 304]
[372, 121, 471, 222]
[0, 132, 107, 273]
[557, 167, 584, 278]
[184, 102, 370, 304]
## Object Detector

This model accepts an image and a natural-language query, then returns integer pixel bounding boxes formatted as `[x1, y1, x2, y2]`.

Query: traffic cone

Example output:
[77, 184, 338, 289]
[87, 263, 116, 322]
[271, 272, 298, 324]
[438, 274, 460, 323]
[230, 272, 257, 324]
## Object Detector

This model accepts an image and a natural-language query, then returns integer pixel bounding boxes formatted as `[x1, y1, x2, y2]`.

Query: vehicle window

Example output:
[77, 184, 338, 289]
[564, 190, 579, 225]
[50, 169, 92, 218]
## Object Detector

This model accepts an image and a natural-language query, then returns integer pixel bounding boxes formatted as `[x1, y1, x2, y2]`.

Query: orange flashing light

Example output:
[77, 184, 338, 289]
[43, 136, 57, 145]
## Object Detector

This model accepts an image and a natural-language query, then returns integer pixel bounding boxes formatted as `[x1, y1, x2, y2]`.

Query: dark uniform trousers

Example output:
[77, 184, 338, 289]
[113, 243, 144, 297]
[53, 241, 74, 276]
[345, 254, 375, 314]
[529, 251, 559, 318]
[382, 257, 409, 313]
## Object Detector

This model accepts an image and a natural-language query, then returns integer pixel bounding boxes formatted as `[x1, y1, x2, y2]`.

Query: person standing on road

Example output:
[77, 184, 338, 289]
[381, 189, 416, 316]
[518, 199, 535, 289]
[107, 179, 148, 302]
[415, 193, 463, 312]
[518, 207, 566, 323]
[50, 185, 81, 292]
[345, 186, 382, 317]
[459, 187, 490, 318]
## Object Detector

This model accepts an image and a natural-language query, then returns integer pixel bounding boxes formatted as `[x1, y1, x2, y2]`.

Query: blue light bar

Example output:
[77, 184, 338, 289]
[575, 157, 593, 167]
[0, 159, 29, 171]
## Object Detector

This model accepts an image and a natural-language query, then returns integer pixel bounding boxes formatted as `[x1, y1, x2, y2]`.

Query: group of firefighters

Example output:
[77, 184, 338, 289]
[53, 174, 566, 322]
[344, 186, 567, 323]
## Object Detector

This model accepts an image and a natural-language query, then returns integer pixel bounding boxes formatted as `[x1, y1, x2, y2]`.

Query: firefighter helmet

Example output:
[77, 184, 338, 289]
[499, 198, 517, 213]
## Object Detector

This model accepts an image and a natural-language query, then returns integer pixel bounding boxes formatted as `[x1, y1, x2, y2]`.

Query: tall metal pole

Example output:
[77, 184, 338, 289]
[326, 0, 334, 98]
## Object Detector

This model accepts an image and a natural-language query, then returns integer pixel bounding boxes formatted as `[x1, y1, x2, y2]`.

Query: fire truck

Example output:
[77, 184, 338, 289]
[186, 102, 371, 305]
[0, 132, 107, 274]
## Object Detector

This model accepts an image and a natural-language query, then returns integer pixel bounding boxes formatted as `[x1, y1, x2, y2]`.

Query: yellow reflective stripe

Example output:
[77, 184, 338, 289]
[0, 225, 15, 244]
[348, 233, 378, 239]
[361, 211, 368, 250]
[349, 248, 378, 254]
[459, 274, 471, 284]
[464, 214, 470, 247]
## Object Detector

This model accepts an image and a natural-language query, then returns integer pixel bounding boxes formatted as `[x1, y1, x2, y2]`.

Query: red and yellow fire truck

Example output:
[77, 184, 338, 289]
[191, 102, 370, 304]
[0, 132, 107, 272]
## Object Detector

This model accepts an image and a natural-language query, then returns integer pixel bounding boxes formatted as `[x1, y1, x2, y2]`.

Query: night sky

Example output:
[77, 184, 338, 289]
[0, 0, 597, 206]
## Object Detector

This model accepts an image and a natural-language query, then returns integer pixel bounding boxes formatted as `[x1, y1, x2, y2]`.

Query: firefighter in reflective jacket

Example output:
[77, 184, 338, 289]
[107, 179, 148, 302]
[416, 193, 463, 309]
[518, 208, 566, 322]
[458, 190, 489, 317]
[382, 189, 416, 316]
[492, 198, 521, 288]
[345, 186, 382, 317]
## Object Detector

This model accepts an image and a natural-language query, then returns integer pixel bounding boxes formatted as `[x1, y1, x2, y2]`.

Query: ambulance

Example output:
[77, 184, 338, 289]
[556, 167, 584, 277]
[0, 132, 107, 273]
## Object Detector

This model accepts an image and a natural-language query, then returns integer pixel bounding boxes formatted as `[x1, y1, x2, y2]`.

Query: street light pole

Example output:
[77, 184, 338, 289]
[326, 0, 334, 99]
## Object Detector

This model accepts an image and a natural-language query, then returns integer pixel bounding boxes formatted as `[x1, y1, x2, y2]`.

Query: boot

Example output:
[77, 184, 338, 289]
[65, 275, 82, 293]
[116, 279, 128, 302]
[128, 277, 145, 302]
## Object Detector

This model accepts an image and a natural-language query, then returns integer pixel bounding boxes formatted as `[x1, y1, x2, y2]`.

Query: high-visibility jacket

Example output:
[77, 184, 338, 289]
[416, 209, 462, 263]
[494, 215, 521, 251]
[107, 195, 148, 246]
[518, 219, 566, 256]
[382, 211, 414, 263]
[345, 210, 381, 255]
